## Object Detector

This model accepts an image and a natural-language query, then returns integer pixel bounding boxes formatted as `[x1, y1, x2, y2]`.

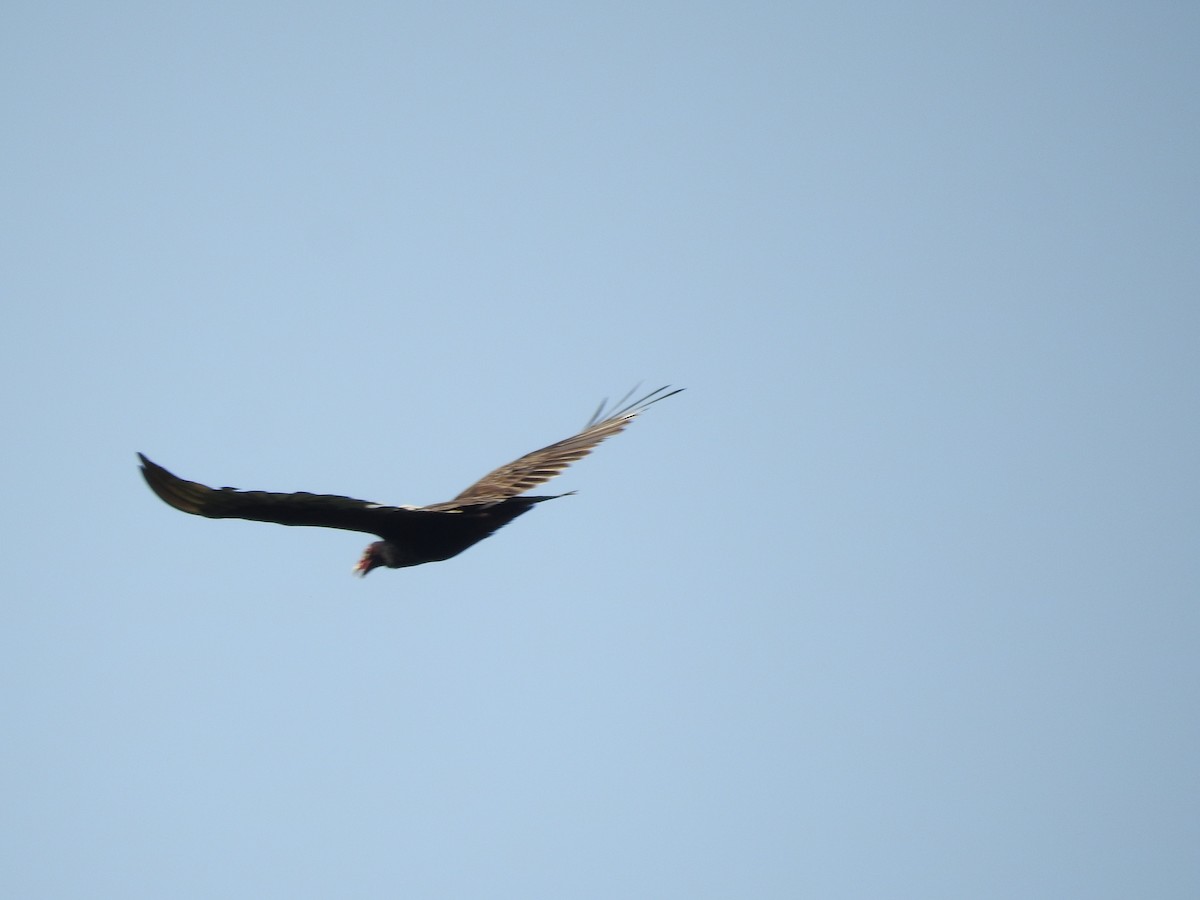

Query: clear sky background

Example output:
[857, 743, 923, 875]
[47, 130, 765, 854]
[2, 3, 1197, 898]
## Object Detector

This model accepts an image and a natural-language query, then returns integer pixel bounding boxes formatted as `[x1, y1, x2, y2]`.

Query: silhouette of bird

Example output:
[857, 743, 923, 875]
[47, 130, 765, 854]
[138, 385, 682, 575]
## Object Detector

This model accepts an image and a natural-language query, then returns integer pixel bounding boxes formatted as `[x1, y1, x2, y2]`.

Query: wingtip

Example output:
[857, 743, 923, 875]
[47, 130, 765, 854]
[585, 384, 685, 428]
[136, 452, 165, 478]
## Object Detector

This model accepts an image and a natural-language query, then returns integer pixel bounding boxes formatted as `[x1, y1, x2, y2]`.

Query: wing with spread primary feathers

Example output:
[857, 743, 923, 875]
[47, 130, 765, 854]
[450, 385, 682, 504]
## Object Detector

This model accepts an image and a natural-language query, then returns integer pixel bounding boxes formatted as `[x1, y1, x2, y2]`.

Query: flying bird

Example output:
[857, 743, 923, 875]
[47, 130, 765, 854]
[138, 385, 682, 576]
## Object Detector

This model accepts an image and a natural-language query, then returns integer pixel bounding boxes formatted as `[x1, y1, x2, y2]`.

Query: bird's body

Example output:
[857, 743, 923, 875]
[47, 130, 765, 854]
[138, 385, 681, 575]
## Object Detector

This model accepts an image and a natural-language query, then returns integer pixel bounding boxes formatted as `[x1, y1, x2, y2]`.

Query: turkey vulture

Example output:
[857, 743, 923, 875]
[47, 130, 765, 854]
[138, 385, 682, 575]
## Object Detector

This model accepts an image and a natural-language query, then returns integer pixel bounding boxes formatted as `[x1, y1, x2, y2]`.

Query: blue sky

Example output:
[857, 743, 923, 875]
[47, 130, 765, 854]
[3, 3, 1198, 897]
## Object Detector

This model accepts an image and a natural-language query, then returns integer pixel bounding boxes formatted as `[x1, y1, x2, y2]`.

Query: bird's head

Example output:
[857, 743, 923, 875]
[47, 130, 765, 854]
[353, 541, 388, 577]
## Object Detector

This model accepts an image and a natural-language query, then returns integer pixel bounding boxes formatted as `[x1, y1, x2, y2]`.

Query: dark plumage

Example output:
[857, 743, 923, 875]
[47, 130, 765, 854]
[138, 385, 682, 575]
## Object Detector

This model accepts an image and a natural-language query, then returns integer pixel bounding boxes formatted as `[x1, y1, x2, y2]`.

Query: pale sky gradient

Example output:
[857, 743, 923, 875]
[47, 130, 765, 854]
[3, 3, 1198, 898]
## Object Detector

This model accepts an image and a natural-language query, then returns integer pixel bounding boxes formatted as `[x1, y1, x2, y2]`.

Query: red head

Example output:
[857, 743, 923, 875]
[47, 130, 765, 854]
[353, 541, 387, 577]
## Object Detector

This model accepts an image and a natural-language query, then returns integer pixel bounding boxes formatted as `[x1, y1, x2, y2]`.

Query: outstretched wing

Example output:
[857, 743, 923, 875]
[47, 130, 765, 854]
[451, 385, 682, 504]
[138, 453, 434, 536]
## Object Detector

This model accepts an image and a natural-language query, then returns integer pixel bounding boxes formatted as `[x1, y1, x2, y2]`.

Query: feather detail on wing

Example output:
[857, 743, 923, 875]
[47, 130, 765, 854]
[451, 385, 682, 504]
